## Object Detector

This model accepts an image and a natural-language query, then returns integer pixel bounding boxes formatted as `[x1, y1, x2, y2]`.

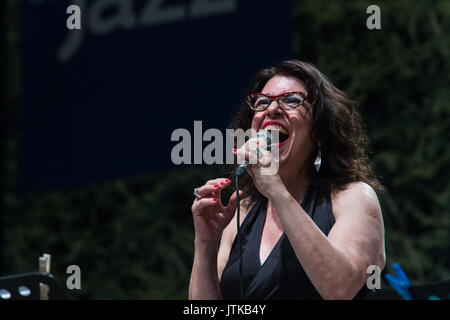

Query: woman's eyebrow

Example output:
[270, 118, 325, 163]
[260, 91, 303, 98]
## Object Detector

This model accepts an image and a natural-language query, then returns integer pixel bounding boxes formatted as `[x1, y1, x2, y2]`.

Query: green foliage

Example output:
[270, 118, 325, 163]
[293, 0, 450, 283]
[3, 167, 227, 299]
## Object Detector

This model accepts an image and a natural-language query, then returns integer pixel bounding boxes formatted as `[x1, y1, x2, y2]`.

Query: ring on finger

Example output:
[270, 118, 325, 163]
[193, 187, 201, 199]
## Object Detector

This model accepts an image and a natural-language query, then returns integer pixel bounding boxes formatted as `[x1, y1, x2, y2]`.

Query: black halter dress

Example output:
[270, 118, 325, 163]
[220, 185, 368, 300]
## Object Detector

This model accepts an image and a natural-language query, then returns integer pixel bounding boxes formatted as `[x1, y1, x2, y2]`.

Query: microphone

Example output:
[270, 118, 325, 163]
[235, 130, 273, 177]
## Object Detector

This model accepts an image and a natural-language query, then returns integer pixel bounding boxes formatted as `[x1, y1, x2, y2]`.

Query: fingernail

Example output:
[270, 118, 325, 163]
[232, 148, 237, 152]
[225, 179, 230, 183]
[220, 182, 224, 186]
[213, 198, 218, 201]
[214, 184, 218, 188]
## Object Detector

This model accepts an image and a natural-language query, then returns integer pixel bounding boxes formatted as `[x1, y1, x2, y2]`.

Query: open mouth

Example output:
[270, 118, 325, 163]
[261, 121, 290, 146]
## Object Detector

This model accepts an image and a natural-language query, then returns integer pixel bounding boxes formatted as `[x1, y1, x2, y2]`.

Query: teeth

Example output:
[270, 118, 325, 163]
[263, 124, 288, 135]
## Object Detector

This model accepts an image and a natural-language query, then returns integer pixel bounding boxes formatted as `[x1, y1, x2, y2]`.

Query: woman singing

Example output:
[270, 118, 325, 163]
[189, 60, 386, 300]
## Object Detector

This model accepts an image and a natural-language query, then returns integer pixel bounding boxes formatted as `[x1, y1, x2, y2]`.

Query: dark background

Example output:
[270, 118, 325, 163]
[20, 0, 291, 192]
[1, 0, 449, 299]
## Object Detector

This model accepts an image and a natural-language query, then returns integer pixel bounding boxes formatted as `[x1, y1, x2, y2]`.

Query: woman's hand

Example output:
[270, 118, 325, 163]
[233, 137, 285, 199]
[191, 178, 242, 244]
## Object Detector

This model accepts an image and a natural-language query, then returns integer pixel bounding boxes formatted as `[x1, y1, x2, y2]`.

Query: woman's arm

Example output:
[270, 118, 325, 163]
[189, 239, 223, 300]
[189, 196, 251, 299]
[188, 178, 243, 300]
[268, 181, 385, 300]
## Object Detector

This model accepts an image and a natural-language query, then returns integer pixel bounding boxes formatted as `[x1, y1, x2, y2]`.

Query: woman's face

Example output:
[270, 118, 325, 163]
[251, 75, 315, 178]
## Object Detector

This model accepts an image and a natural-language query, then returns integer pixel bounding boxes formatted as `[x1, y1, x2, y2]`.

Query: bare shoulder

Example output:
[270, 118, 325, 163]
[329, 181, 386, 271]
[331, 181, 382, 220]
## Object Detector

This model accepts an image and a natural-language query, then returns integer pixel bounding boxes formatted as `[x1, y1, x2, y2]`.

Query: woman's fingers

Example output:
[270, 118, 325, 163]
[197, 178, 231, 196]
[233, 139, 272, 167]
[224, 190, 243, 217]
[195, 184, 220, 198]
[192, 197, 220, 215]
[233, 144, 254, 166]
[205, 178, 231, 187]
[193, 178, 232, 205]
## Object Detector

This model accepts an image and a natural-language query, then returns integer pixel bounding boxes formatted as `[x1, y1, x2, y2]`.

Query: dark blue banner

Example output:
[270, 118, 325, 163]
[21, 0, 292, 192]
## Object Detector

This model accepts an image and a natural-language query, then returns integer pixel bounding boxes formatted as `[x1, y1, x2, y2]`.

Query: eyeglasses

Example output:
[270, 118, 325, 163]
[247, 91, 310, 112]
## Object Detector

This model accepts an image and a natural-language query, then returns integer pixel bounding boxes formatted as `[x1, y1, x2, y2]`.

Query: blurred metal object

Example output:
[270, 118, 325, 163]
[39, 253, 51, 300]
[0, 272, 66, 300]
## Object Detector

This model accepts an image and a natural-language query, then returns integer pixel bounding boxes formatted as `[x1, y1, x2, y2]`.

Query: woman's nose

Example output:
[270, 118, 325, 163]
[266, 100, 282, 115]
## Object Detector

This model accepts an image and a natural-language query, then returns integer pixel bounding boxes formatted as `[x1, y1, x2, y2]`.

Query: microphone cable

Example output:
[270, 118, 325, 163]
[234, 173, 244, 300]
[233, 130, 272, 300]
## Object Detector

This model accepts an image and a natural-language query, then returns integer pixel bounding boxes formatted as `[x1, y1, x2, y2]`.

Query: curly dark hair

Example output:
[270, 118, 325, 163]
[229, 60, 383, 204]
